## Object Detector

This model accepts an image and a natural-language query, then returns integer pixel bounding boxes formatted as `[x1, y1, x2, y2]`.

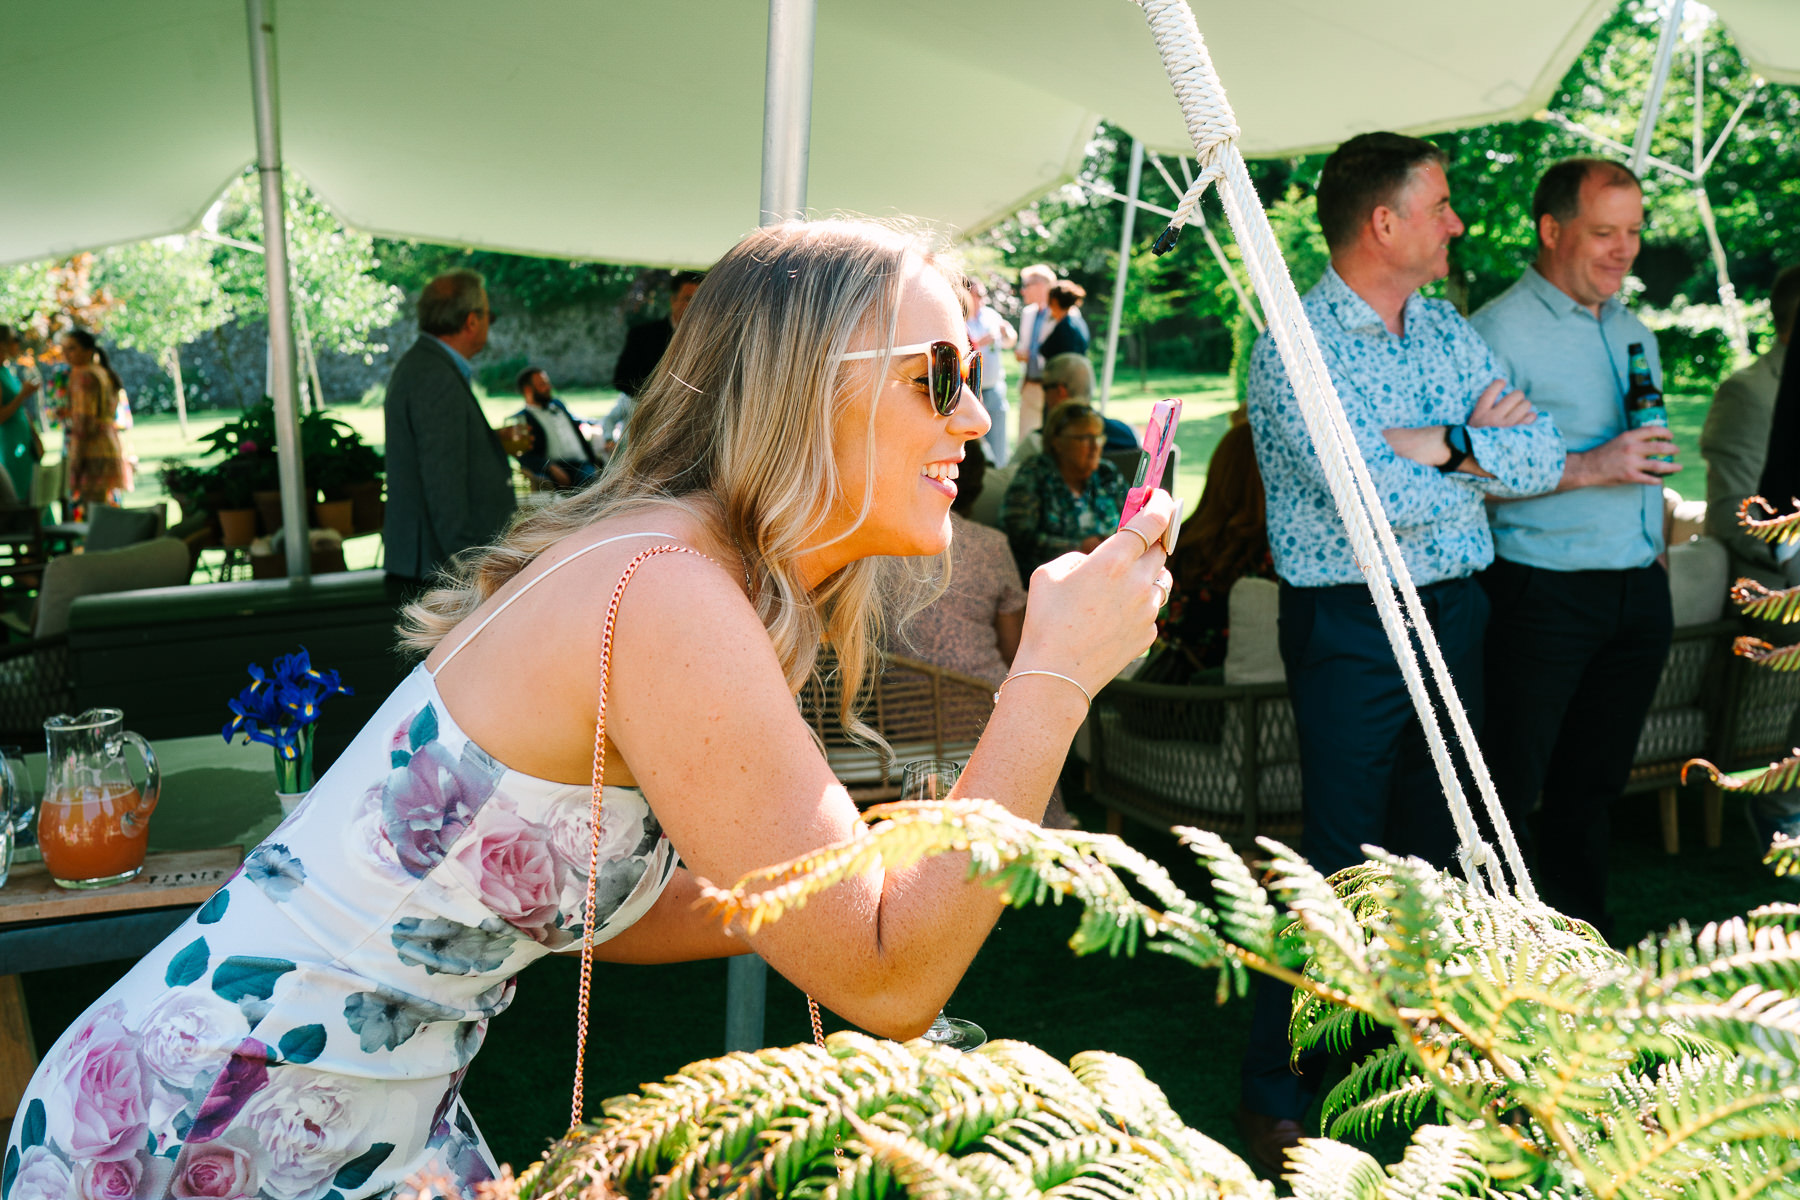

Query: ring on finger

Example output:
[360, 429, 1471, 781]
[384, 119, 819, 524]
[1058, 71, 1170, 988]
[1122, 526, 1153, 555]
[1152, 568, 1173, 607]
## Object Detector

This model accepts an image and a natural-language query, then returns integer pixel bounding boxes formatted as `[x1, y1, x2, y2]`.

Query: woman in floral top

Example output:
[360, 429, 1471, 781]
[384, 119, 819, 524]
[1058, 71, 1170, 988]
[999, 401, 1127, 576]
[6, 219, 1176, 1195]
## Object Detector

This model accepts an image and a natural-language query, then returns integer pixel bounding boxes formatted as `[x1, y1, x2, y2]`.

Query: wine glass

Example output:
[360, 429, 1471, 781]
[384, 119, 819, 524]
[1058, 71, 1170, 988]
[898, 758, 987, 1051]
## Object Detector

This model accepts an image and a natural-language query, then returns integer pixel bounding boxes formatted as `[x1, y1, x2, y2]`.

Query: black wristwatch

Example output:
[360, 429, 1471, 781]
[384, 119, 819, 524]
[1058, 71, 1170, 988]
[1438, 424, 1472, 473]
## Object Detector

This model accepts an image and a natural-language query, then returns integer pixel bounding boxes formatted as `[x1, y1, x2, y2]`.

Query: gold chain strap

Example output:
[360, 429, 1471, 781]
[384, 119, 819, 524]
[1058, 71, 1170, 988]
[571, 544, 708, 1131]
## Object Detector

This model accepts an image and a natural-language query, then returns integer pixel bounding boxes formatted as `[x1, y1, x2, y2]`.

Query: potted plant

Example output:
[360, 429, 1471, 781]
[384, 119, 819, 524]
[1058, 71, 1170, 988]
[157, 459, 211, 524]
[213, 459, 258, 547]
[221, 647, 353, 812]
[315, 438, 385, 535]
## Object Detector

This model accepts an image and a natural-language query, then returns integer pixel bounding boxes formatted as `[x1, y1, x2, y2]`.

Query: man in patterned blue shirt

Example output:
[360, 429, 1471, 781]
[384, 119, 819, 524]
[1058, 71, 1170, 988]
[1238, 132, 1565, 1167]
[1469, 159, 1679, 937]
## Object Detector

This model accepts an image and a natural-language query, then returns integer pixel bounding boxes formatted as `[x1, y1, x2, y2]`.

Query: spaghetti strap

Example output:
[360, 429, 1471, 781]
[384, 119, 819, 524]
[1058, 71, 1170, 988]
[430, 531, 684, 676]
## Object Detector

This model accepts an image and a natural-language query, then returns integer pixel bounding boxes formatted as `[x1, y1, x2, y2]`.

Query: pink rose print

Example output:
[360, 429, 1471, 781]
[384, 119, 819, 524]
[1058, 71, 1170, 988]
[10, 1148, 73, 1200]
[547, 788, 646, 878]
[235, 1075, 369, 1200]
[41, 1004, 149, 1162]
[77, 1157, 142, 1200]
[137, 989, 248, 1090]
[173, 1130, 261, 1198]
[448, 801, 566, 935]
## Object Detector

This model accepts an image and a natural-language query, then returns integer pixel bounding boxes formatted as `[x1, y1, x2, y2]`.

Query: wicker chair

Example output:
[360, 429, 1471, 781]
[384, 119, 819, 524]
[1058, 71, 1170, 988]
[1088, 676, 1301, 843]
[797, 654, 995, 802]
[0, 634, 73, 747]
[1623, 618, 1736, 854]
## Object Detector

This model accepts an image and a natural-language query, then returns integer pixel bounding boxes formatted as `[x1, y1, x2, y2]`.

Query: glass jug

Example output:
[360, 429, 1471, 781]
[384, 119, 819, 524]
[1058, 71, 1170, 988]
[40, 709, 161, 889]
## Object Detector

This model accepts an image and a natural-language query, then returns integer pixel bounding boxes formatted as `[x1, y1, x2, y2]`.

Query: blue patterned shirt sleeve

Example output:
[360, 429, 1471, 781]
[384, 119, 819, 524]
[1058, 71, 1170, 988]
[1246, 268, 1564, 588]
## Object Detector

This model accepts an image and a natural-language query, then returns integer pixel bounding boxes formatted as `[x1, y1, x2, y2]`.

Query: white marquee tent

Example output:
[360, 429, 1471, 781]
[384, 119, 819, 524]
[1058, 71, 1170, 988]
[9, 0, 1797, 272]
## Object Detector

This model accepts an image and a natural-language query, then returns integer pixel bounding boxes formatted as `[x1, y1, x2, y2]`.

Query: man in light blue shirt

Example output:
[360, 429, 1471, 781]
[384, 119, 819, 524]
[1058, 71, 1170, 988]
[1239, 132, 1564, 1167]
[1469, 159, 1679, 935]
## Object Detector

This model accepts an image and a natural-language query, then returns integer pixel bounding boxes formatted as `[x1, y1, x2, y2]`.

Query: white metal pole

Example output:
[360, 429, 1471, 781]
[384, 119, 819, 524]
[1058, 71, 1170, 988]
[758, 0, 816, 225]
[1629, 0, 1685, 175]
[245, 0, 309, 580]
[728, 0, 818, 1055]
[1099, 140, 1144, 413]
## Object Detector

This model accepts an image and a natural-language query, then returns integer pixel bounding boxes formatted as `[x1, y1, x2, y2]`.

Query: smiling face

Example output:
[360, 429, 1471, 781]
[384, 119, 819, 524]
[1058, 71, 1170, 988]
[1538, 172, 1643, 312]
[1379, 162, 1464, 288]
[802, 259, 989, 581]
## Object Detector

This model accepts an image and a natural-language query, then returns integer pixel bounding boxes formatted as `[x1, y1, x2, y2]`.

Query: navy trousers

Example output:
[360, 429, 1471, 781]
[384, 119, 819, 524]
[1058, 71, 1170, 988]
[1477, 559, 1672, 935]
[1239, 576, 1487, 1120]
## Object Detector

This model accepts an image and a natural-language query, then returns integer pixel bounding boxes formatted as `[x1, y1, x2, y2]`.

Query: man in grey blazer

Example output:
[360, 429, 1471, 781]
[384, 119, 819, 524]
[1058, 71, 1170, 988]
[1702, 263, 1798, 586]
[383, 269, 516, 590]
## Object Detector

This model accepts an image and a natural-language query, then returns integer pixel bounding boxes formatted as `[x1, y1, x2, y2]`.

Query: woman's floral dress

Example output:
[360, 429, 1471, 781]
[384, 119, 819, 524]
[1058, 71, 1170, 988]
[3, 664, 678, 1198]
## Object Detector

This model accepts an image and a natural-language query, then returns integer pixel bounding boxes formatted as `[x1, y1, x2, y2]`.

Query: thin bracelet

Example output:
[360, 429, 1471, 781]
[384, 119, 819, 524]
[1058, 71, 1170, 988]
[994, 669, 1092, 708]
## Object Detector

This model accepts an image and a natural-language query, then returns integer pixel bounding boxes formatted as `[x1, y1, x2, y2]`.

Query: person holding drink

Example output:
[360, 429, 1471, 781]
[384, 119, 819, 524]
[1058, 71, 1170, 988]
[6, 218, 1173, 1190]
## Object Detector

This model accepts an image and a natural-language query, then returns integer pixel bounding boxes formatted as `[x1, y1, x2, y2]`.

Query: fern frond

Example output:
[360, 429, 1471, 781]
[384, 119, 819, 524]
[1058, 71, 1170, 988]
[1732, 580, 1800, 625]
[1684, 753, 1800, 795]
[1177, 827, 1284, 961]
[1323, 1046, 1443, 1140]
[839, 1110, 992, 1199]
[1739, 497, 1800, 545]
[1255, 838, 1375, 996]
[1735, 638, 1800, 672]
[1377, 1125, 1489, 1200]
[1684, 1136, 1800, 1200]
[1767, 837, 1800, 879]
[1285, 1138, 1388, 1200]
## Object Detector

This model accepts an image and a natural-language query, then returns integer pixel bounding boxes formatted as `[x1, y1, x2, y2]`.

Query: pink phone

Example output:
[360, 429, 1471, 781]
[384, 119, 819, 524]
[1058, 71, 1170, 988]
[1118, 398, 1182, 535]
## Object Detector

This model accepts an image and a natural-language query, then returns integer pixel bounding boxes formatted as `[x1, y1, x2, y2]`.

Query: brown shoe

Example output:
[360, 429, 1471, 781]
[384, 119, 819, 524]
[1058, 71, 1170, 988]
[1234, 1107, 1304, 1174]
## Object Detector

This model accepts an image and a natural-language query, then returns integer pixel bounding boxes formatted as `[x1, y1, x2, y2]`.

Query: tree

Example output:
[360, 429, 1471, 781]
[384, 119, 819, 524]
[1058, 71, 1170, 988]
[206, 171, 402, 363]
[91, 237, 233, 437]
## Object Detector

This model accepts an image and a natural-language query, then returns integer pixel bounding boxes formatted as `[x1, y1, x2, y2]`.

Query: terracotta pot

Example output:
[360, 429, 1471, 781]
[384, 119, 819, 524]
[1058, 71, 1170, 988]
[218, 508, 258, 547]
[342, 480, 384, 534]
[251, 489, 284, 536]
[313, 499, 354, 538]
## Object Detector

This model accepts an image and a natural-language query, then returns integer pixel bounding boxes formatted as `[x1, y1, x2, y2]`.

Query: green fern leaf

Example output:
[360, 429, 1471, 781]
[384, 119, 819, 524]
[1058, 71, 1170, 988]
[1731, 580, 1800, 625]
[1739, 498, 1800, 546]
[1734, 639, 1800, 672]
[1683, 1136, 1800, 1200]
[1323, 1046, 1442, 1140]
[1285, 1137, 1388, 1200]
[1766, 838, 1800, 879]
[1683, 753, 1800, 796]
[1377, 1125, 1489, 1200]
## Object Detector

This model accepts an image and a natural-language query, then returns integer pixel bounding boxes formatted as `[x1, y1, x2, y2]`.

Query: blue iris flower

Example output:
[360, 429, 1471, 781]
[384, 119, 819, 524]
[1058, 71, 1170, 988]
[221, 646, 355, 749]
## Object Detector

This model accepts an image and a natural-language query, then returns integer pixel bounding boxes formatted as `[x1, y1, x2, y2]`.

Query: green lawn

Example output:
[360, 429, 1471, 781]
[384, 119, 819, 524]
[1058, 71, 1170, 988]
[120, 369, 1709, 573]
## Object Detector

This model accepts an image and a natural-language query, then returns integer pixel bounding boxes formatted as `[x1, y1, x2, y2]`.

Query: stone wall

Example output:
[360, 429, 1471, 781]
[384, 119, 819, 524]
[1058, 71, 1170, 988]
[110, 292, 629, 412]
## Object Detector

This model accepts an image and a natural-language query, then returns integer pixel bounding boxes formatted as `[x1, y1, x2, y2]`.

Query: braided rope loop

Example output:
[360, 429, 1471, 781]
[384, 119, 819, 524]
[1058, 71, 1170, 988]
[1133, 0, 1534, 901]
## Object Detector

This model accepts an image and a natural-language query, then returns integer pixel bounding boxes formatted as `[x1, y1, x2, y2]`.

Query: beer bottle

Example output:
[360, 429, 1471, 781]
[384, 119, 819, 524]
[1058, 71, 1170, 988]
[1623, 342, 1672, 462]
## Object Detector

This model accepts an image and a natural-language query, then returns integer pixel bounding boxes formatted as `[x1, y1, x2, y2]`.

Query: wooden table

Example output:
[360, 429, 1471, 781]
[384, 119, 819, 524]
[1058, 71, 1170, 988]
[0, 735, 282, 1120]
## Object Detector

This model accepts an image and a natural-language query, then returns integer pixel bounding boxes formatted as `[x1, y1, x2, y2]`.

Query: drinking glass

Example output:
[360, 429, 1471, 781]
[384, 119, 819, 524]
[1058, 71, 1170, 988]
[1, 745, 37, 847]
[898, 758, 987, 1051]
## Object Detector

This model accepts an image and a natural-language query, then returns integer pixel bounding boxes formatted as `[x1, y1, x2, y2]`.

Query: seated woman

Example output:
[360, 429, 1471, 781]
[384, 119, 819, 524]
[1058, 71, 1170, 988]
[7, 219, 1173, 1192]
[893, 446, 1025, 688]
[1146, 418, 1275, 684]
[1000, 400, 1129, 577]
[1036, 281, 1090, 362]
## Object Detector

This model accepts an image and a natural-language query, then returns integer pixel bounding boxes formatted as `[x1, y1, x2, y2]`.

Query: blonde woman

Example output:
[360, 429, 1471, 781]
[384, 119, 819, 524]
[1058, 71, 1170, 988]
[8, 220, 1173, 1191]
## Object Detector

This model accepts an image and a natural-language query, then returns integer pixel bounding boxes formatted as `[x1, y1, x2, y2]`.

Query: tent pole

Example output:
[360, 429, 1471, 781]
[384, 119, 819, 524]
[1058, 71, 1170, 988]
[758, 0, 816, 225]
[1629, 0, 1685, 175]
[244, 0, 308, 581]
[726, 0, 817, 1056]
[1100, 139, 1144, 414]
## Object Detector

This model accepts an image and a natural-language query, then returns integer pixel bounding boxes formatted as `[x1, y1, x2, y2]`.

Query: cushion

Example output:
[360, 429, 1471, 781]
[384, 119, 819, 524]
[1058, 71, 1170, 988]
[1667, 536, 1728, 628]
[83, 505, 166, 553]
[1223, 577, 1285, 684]
[35, 537, 193, 638]
[1663, 487, 1706, 548]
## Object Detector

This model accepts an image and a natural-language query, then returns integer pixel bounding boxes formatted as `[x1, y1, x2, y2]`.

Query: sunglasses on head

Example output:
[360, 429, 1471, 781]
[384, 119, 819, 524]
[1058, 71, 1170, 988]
[840, 340, 980, 416]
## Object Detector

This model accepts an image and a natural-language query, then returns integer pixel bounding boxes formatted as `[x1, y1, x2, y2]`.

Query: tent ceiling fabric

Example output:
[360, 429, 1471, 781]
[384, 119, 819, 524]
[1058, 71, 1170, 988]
[4, 0, 1790, 269]
[1707, 0, 1800, 85]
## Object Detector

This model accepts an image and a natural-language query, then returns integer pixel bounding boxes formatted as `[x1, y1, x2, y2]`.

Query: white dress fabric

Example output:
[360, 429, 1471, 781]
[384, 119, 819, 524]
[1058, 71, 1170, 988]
[4, 537, 683, 1198]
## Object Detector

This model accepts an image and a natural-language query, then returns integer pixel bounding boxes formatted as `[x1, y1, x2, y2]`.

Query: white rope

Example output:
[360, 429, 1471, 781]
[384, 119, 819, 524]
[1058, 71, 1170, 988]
[1133, 0, 1536, 901]
[1147, 150, 1264, 333]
